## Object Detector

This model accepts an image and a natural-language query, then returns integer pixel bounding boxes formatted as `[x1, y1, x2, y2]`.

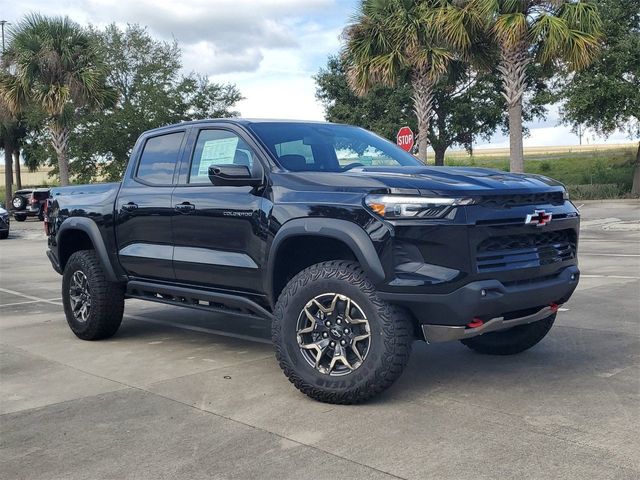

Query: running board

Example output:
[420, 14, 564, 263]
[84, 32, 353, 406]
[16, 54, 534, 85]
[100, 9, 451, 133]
[421, 305, 557, 344]
[126, 281, 274, 321]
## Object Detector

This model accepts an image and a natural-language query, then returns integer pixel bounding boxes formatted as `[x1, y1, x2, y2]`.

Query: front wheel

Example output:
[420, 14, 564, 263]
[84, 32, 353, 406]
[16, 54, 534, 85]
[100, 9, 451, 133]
[62, 250, 125, 340]
[460, 314, 556, 355]
[13, 213, 26, 222]
[272, 261, 413, 404]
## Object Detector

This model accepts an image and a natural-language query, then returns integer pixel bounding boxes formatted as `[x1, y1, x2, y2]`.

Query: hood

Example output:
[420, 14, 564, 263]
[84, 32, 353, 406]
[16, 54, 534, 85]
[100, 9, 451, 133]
[276, 166, 565, 196]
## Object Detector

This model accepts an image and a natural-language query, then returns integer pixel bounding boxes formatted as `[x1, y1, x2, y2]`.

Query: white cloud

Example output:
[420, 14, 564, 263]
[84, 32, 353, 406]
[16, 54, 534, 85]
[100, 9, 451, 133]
[4, 0, 348, 122]
[233, 75, 324, 120]
[182, 42, 265, 75]
[7, 0, 337, 74]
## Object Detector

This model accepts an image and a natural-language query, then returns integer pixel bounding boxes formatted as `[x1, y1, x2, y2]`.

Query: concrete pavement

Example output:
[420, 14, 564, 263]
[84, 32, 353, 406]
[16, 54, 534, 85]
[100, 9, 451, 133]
[1, 201, 638, 479]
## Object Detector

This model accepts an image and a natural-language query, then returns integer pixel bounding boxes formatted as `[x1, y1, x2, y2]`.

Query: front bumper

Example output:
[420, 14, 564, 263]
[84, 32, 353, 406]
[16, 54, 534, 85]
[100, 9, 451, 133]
[379, 265, 579, 327]
[422, 304, 558, 343]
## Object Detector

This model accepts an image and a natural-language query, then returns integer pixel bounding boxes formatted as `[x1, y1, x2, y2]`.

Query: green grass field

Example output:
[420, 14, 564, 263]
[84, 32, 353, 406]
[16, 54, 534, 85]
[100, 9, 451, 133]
[443, 144, 637, 199]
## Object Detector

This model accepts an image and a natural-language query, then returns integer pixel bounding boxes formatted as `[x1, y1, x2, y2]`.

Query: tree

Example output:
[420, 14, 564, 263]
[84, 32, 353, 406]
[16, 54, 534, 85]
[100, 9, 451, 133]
[316, 55, 547, 165]
[1, 100, 17, 207]
[316, 56, 416, 142]
[0, 14, 112, 186]
[476, 0, 603, 172]
[559, 0, 639, 194]
[69, 24, 242, 182]
[342, 0, 483, 163]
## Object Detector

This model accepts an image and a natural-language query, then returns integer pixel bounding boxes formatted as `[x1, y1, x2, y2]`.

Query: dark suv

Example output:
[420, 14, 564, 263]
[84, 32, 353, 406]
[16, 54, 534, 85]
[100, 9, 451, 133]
[12, 188, 51, 221]
[45, 119, 580, 404]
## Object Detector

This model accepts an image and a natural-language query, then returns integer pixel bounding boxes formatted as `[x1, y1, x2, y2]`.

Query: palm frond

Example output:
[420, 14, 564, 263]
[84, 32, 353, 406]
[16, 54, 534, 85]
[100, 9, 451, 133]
[532, 13, 571, 64]
[493, 12, 528, 49]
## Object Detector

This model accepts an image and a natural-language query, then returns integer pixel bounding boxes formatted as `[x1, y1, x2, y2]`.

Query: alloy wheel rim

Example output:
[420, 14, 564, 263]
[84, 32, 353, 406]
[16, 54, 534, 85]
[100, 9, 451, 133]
[69, 271, 91, 322]
[296, 293, 371, 376]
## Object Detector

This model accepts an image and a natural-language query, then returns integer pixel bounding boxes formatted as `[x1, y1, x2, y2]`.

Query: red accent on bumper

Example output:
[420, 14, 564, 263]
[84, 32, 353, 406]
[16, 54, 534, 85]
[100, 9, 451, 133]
[467, 318, 484, 328]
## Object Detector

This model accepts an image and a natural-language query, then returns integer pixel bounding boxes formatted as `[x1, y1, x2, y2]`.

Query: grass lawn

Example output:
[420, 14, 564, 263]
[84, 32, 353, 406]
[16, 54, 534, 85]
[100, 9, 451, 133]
[443, 144, 637, 199]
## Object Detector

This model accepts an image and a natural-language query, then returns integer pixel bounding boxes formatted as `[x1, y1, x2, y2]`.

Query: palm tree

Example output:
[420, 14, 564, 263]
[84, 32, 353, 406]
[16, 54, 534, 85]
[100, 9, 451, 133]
[1, 99, 17, 208]
[476, 0, 602, 172]
[342, 0, 484, 163]
[0, 14, 112, 185]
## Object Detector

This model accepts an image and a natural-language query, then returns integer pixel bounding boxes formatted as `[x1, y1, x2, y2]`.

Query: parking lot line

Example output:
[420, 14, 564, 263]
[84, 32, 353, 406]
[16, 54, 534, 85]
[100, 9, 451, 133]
[0, 298, 62, 307]
[0, 287, 63, 306]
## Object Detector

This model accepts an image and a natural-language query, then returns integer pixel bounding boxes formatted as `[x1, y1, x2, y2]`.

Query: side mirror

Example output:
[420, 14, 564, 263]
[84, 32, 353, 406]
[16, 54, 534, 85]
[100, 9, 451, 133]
[208, 164, 262, 187]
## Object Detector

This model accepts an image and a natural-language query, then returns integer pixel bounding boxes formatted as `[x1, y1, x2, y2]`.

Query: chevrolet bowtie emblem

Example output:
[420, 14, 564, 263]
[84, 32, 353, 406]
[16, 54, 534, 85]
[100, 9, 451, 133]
[525, 209, 552, 227]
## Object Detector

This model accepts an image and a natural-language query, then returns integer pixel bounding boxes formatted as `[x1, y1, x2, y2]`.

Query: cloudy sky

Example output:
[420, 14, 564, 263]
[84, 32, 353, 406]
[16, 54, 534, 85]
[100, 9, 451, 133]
[3, 0, 632, 149]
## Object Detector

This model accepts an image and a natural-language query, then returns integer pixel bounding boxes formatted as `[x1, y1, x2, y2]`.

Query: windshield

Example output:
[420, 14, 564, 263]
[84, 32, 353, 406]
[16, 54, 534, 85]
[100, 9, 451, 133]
[249, 122, 423, 172]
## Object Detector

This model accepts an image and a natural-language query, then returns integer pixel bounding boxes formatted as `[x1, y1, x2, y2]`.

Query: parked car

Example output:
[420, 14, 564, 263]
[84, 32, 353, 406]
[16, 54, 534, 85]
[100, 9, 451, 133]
[46, 119, 580, 404]
[12, 188, 51, 221]
[0, 205, 9, 239]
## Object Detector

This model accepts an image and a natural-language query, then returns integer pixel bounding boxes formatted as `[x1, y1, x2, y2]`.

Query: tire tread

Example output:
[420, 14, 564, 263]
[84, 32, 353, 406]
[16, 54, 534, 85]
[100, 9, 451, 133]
[63, 250, 124, 340]
[272, 260, 412, 404]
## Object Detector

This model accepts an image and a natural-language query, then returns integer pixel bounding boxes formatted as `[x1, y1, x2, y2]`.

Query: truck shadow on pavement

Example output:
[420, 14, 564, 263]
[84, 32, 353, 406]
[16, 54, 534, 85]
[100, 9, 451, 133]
[105, 306, 635, 408]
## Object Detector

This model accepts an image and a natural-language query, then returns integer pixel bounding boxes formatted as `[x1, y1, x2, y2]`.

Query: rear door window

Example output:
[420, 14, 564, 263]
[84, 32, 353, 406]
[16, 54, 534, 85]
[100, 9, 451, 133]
[136, 132, 185, 185]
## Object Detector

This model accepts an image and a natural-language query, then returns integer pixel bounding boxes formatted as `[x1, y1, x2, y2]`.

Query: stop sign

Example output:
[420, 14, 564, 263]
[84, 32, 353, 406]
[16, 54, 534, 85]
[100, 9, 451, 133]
[396, 126, 414, 152]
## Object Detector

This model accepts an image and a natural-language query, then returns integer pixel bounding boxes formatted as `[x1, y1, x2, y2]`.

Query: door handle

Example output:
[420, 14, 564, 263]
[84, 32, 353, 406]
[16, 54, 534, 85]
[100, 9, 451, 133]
[175, 202, 195, 213]
[121, 202, 138, 212]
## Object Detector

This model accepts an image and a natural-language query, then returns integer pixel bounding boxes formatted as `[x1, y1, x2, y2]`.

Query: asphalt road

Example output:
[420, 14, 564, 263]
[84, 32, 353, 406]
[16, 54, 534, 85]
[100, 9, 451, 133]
[1, 201, 639, 480]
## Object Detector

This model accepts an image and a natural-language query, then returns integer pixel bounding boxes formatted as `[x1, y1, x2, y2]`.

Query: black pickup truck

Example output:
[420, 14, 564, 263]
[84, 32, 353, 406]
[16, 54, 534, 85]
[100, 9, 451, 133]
[46, 119, 580, 404]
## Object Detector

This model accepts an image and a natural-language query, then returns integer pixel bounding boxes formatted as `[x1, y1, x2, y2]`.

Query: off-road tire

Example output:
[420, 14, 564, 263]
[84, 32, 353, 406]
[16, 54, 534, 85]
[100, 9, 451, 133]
[13, 213, 26, 222]
[62, 250, 125, 340]
[460, 314, 556, 355]
[273, 261, 412, 404]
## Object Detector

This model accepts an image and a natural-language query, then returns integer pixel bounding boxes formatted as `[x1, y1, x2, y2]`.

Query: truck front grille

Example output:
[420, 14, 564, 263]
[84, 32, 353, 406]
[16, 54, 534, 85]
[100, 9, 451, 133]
[479, 192, 564, 208]
[476, 229, 576, 273]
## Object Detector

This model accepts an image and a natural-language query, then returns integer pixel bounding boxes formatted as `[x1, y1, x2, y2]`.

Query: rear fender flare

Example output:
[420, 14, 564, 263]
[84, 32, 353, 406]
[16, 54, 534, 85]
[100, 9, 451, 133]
[57, 217, 118, 282]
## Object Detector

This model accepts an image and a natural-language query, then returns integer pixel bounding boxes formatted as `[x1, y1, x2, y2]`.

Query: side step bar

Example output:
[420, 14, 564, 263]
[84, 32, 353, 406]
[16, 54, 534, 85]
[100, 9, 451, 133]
[126, 280, 274, 321]
[421, 305, 558, 344]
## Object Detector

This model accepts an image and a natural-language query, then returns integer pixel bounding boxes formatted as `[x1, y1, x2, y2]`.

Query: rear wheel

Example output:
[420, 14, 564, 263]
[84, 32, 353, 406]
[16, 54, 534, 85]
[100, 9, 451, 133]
[272, 261, 412, 404]
[62, 250, 125, 340]
[13, 213, 26, 222]
[460, 314, 556, 355]
[0, 230, 8, 239]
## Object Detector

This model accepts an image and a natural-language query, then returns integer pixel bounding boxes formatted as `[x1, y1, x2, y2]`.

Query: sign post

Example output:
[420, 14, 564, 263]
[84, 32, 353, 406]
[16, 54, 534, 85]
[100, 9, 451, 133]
[396, 126, 414, 153]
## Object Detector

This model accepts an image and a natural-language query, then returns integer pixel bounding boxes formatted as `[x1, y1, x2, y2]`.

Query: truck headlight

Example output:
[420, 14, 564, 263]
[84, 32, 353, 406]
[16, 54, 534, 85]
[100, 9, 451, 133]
[364, 194, 475, 219]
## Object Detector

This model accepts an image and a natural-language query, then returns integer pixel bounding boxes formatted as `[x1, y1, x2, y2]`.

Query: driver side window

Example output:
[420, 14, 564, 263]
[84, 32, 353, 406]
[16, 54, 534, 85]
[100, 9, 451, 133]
[189, 130, 255, 184]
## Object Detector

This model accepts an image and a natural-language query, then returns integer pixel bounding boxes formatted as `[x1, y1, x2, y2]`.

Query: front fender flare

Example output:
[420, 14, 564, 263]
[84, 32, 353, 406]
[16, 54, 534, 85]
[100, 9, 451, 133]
[266, 218, 386, 304]
[57, 217, 118, 282]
